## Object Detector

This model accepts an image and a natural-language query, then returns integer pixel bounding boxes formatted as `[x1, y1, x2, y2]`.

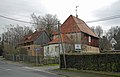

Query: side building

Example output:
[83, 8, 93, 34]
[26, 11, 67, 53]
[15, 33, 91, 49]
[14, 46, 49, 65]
[18, 30, 51, 56]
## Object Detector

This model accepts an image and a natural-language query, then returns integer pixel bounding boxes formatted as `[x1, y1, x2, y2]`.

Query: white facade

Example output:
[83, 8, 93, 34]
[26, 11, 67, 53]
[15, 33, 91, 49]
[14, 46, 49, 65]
[44, 43, 73, 57]
[44, 44, 60, 57]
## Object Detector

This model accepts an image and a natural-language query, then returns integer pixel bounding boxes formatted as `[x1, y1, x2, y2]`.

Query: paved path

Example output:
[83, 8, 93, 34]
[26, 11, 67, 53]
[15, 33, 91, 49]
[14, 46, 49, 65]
[0, 60, 59, 77]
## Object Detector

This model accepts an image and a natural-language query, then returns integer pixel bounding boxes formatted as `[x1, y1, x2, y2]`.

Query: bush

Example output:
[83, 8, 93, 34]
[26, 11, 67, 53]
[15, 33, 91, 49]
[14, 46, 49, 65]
[60, 53, 120, 72]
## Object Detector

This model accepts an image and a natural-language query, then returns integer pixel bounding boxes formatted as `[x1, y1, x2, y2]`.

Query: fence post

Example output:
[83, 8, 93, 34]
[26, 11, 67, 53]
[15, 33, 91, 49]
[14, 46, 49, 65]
[22, 55, 24, 62]
[12, 54, 14, 61]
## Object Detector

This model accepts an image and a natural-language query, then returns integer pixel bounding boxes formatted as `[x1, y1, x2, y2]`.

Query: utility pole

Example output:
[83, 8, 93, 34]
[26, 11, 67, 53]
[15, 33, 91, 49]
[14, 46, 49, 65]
[58, 21, 67, 69]
[58, 21, 61, 68]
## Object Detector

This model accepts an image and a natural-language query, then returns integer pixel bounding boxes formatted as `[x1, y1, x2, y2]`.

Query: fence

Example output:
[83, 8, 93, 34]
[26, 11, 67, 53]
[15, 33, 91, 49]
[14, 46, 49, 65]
[5, 54, 59, 64]
[60, 53, 120, 72]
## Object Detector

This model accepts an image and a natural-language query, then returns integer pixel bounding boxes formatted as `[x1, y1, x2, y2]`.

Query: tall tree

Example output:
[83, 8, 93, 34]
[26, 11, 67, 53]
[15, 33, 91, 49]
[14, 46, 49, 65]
[31, 13, 58, 37]
[2, 25, 33, 48]
[91, 26, 104, 52]
[95, 26, 103, 37]
[106, 26, 120, 50]
[91, 26, 95, 33]
[106, 26, 119, 40]
[91, 26, 103, 37]
[99, 36, 111, 52]
[114, 27, 120, 50]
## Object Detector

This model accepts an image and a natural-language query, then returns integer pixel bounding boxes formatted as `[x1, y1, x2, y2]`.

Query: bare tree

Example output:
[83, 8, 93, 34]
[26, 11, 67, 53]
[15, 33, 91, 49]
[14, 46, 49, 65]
[99, 36, 111, 52]
[95, 26, 103, 37]
[91, 26, 103, 37]
[31, 13, 58, 37]
[114, 27, 120, 50]
[106, 26, 119, 40]
[106, 26, 120, 50]
[91, 26, 95, 33]
[91, 26, 104, 52]
[2, 25, 33, 48]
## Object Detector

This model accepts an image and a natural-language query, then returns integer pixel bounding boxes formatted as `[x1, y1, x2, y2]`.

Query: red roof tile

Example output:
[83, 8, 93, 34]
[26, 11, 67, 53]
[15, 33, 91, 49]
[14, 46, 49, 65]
[60, 15, 98, 38]
[21, 31, 44, 43]
[48, 34, 72, 44]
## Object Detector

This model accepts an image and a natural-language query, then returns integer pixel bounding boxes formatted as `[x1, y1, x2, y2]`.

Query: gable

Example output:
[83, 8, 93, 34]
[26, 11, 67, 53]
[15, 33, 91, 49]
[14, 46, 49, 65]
[20, 31, 50, 44]
[73, 17, 98, 38]
[61, 15, 80, 33]
[61, 15, 98, 38]
[34, 31, 51, 45]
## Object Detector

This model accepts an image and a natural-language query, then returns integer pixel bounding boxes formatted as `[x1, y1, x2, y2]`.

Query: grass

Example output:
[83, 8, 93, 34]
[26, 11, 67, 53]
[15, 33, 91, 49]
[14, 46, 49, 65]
[54, 68, 120, 77]
[44, 64, 59, 66]
[20, 61, 59, 67]
[3, 57, 59, 67]
[31, 63, 59, 67]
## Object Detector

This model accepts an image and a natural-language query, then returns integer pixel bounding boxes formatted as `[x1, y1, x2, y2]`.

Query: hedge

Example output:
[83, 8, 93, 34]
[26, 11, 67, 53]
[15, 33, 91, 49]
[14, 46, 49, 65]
[60, 53, 120, 72]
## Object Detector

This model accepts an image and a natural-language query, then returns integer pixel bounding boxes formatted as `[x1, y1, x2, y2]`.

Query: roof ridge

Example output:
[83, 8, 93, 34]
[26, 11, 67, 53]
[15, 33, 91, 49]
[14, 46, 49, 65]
[72, 15, 81, 32]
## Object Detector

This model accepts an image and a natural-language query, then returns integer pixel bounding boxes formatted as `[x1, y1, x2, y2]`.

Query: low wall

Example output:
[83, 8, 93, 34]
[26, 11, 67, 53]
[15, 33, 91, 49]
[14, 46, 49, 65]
[81, 45, 100, 53]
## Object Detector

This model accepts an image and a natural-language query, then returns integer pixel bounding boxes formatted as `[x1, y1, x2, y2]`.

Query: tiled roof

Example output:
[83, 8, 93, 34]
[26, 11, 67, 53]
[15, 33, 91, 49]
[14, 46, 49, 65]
[60, 15, 98, 38]
[74, 16, 98, 37]
[48, 34, 72, 44]
[21, 31, 44, 43]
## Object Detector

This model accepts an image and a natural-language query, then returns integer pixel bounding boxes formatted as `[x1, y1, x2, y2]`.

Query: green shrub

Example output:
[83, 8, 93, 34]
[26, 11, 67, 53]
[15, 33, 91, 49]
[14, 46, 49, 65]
[60, 53, 120, 72]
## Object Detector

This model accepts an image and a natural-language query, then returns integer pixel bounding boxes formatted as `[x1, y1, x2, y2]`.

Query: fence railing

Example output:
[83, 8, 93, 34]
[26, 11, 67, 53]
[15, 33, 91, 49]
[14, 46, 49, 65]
[5, 54, 59, 64]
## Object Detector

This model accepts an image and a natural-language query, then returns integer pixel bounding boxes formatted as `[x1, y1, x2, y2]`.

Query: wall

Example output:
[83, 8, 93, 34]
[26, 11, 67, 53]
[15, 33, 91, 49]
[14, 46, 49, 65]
[81, 45, 100, 53]
[66, 32, 81, 43]
[81, 32, 99, 47]
[44, 43, 74, 57]
[22, 45, 43, 56]
[34, 32, 50, 45]
[44, 44, 59, 57]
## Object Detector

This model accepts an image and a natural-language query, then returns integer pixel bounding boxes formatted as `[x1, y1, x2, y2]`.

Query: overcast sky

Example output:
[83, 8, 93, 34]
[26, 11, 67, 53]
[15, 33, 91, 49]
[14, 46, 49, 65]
[0, 0, 120, 34]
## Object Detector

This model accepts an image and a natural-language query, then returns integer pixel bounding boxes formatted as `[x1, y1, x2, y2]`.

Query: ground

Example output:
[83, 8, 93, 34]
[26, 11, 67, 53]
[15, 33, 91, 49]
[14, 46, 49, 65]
[0, 56, 119, 77]
[0, 57, 59, 77]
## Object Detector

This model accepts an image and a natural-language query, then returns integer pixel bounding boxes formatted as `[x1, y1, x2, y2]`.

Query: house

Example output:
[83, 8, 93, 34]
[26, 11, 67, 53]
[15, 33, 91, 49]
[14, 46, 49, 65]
[18, 30, 51, 56]
[44, 15, 99, 57]
[44, 34, 74, 57]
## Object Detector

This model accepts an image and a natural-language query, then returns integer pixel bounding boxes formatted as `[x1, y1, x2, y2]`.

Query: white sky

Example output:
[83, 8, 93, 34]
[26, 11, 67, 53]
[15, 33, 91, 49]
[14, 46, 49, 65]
[0, 0, 119, 34]
[41, 0, 116, 21]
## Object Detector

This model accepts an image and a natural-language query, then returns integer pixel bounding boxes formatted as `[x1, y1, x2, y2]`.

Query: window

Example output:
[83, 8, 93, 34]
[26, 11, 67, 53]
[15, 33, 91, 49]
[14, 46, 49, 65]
[28, 47, 30, 50]
[88, 36, 91, 42]
[46, 47, 49, 54]
[70, 35, 73, 39]
[55, 46, 59, 52]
